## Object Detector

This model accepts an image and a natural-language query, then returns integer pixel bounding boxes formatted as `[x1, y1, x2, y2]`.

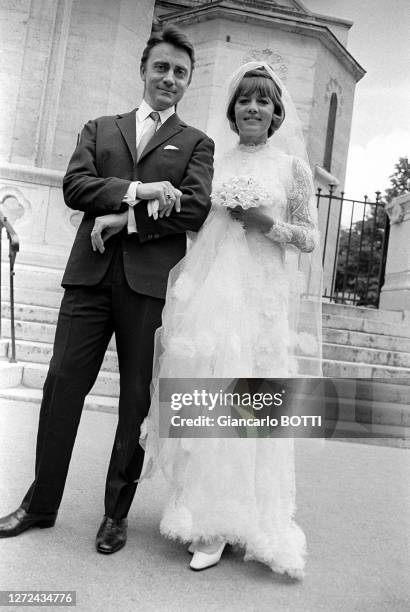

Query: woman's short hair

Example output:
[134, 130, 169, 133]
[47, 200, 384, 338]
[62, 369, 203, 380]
[140, 24, 195, 82]
[227, 67, 285, 137]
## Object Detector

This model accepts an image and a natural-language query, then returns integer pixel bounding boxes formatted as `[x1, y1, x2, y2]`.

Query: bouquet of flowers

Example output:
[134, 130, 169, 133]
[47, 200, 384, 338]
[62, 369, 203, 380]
[211, 176, 269, 210]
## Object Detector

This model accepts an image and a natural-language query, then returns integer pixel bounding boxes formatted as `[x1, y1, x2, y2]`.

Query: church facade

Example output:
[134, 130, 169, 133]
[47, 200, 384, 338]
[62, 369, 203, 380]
[0, 0, 364, 288]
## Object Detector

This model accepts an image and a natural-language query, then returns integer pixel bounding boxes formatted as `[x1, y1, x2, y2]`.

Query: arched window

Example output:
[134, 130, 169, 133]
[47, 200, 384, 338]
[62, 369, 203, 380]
[323, 93, 337, 172]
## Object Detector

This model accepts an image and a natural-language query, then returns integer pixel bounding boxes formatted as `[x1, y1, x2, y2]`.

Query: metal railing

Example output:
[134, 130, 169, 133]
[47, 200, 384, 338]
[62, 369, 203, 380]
[318, 187, 389, 308]
[0, 210, 19, 362]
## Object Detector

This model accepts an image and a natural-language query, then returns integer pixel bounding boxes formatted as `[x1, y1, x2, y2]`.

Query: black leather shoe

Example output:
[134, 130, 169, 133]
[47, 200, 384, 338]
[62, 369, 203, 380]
[0, 506, 57, 538]
[96, 516, 127, 554]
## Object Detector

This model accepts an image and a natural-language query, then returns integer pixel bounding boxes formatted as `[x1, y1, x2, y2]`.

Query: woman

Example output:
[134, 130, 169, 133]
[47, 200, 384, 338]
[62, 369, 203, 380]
[139, 62, 322, 579]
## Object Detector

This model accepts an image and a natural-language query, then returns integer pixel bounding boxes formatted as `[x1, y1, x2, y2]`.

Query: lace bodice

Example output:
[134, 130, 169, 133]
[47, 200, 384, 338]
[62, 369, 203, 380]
[212, 143, 319, 253]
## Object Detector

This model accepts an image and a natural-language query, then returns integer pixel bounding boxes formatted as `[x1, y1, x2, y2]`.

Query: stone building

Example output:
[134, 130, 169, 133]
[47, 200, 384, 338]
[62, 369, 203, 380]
[156, 0, 366, 293]
[1, 0, 363, 271]
[0, 0, 407, 309]
[1, 0, 409, 427]
[0, 0, 155, 268]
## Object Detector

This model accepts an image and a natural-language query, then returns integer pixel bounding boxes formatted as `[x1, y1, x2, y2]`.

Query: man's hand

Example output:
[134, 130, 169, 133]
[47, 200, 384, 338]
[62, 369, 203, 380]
[136, 182, 182, 219]
[91, 212, 128, 254]
[229, 205, 273, 233]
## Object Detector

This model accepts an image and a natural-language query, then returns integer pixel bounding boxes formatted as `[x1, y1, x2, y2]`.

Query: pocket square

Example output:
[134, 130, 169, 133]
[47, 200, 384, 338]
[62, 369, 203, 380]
[163, 145, 179, 150]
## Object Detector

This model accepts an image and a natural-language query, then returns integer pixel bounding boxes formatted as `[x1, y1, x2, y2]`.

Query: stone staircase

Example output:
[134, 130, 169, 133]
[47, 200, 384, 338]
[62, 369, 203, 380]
[1, 259, 410, 439]
[321, 303, 410, 441]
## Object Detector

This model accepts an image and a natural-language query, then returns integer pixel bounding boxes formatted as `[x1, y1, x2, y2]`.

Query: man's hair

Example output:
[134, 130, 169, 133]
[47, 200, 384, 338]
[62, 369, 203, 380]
[140, 24, 195, 80]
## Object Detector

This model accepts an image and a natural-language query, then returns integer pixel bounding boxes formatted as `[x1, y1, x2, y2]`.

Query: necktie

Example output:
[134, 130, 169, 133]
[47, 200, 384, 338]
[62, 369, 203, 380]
[127, 111, 161, 233]
[137, 111, 160, 161]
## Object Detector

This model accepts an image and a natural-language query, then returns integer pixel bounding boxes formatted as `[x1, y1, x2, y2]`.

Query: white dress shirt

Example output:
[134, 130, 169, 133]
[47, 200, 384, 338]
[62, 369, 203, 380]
[124, 100, 175, 233]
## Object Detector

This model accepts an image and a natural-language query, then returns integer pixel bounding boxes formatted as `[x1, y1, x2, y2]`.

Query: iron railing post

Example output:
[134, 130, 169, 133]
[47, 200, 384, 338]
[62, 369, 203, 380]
[376, 197, 390, 307]
[351, 196, 368, 305]
[340, 199, 354, 302]
[9, 241, 17, 363]
[0, 211, 19, 362]
[330, 188, 344, 302]
[365, 192, 381, 304]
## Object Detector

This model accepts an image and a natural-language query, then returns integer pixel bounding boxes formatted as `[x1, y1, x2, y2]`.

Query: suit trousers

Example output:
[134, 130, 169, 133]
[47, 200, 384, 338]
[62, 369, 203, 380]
[21, 244, 164, 519]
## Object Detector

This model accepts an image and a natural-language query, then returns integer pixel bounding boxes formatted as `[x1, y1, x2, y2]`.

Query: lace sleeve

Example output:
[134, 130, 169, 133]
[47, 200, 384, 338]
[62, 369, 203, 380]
[265, 157, 319, 253]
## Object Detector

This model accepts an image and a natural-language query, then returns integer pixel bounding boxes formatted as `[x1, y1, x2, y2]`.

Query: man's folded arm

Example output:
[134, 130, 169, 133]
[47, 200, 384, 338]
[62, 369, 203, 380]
[132, 135, 214, 242]
[63, 120, 131, 216]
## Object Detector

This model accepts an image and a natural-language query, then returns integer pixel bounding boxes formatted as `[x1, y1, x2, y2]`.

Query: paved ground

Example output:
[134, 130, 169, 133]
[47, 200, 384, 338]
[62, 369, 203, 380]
[0, 401, 409, 612]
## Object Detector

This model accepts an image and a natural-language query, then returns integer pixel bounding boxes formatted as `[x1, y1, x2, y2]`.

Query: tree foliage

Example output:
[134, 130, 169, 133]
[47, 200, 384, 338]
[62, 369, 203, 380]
[334, 156, 409, 307]
[384, 156, 410, 202]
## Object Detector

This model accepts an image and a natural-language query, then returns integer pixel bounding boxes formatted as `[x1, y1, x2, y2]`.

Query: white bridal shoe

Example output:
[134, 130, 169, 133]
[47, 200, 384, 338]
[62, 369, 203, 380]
[189, 540, 226, 571]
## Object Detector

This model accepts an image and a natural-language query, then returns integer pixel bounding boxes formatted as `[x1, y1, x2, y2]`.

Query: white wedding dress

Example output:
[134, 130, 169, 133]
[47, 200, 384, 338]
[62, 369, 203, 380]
[140, 142, 321, 579]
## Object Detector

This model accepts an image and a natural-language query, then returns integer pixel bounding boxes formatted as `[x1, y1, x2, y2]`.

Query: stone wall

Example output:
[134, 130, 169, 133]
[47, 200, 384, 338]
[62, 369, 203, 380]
[0, 0, 155, 260]
[310, 40, 357, 295]
[173, 15, 359, 295]
[1, 0, 364, 297]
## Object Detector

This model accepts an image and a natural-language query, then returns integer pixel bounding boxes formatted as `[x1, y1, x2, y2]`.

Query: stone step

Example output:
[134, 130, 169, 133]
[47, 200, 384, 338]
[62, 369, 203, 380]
[3, 302, 410, 347]
[3, 295, 410, 349]
[321, 302, 407, 323]
[1, 318, 117, 352]
[0, 387, 117, 415]
[323, 327, 410, 353]
[330, 377, 410, 405]
[0, 362, 24, 388]
[3, 300, 409, 352]
[1, 262, 64, 292]
[2, 302, 60, 325]
[323, 358, 410, 379]
[4, 339, 119, 372]
[1, 286, 63, 308]
[3, 278, 409, 323]
[21, 362, 119, 397]
[1, 247, 68, 271]
[322, 313, 410, 339]
[323, 343, 410, 369]
[5, 318, 60, 345]
[327, 393, 410, 428]
[7, 278, 401, 321]
[326, 418, 409, 443]
[2, 353, 409, 402]
[7, 328, 410, 372]
[8, 303, 410, 347]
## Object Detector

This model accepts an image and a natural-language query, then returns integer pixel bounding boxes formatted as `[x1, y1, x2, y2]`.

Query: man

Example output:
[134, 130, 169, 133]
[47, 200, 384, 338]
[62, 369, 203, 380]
[0, 24, 214, 554]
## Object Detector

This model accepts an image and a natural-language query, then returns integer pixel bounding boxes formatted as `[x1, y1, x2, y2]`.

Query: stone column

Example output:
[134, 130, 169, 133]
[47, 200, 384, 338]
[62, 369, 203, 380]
[0, 0, 154, 265]
[379, 193, 410, 311]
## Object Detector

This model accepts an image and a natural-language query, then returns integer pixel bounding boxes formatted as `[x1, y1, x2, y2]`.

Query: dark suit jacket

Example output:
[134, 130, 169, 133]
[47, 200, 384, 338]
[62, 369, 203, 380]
[62, 109, 214, 299]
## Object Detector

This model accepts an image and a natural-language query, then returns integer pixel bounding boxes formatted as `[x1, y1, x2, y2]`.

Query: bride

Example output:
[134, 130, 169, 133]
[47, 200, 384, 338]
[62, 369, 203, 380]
[139, 62, 323, 579]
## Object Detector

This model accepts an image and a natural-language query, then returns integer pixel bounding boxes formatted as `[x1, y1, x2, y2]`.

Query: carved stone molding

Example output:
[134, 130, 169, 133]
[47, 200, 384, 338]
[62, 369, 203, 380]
[385, 201, 405, 224]
[324, 77, 344, 116]
[0, 186, 31, 225]
[385, 193, 410, 224]
[243, 48, 288, 82]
